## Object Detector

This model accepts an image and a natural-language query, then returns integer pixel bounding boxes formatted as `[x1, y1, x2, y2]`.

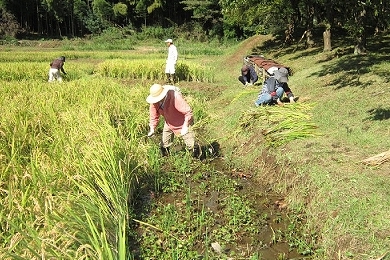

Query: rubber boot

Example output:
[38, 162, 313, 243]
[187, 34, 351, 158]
[170, 73, 176, 84]
[287, 93, 295, 103]
[166, 73, 171, 84]
[192, 144, 201, 159]
[160, 146, 170, 157]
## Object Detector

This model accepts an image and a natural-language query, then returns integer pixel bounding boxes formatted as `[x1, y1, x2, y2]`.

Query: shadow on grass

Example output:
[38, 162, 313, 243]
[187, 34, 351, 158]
[366, 34, 390, 54]
[312, 53, 390, 89]
[250, 31, 390, 90]
[365, 107, 390, 121]
[249, 38, 321, 58]
[311, 34, 390, 89]
[250, 28, 351, 60]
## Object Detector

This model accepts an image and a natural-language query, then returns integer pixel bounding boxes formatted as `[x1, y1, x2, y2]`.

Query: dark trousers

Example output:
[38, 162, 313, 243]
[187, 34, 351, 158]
[238, 75, 257, 85]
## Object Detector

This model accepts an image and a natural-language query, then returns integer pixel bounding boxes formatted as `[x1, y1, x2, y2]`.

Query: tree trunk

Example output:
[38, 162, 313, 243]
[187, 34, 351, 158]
[354, 7, 367, 54]
[37, 2, 42, 34]
[305, 29, 314, 48]
[323, 28, 331, 51]
[284, 22, 294, 44]
[57, 20, 62, 37]
[354, 37, 367, 54]
[304, 3, 315, 48]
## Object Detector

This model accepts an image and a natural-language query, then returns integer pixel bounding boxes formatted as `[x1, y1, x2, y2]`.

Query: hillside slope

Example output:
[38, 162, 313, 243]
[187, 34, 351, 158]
[207, 34, 390, 259]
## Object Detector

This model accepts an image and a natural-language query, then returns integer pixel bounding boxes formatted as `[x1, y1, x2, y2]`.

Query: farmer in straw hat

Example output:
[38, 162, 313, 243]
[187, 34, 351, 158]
[254, 67, 296, 106]
[146, 83, 200, 158]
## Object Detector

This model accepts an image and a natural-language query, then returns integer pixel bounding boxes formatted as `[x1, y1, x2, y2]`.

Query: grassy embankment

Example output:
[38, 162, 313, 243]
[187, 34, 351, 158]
[211, 34, 390, 259]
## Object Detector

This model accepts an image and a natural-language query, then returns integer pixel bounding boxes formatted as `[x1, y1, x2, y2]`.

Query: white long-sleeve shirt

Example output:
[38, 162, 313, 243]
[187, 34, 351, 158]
[167, 44, 178, 64]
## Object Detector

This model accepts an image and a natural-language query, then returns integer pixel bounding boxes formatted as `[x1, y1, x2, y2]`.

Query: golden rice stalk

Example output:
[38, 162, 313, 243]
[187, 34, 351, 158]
[239, 103, 320, 146]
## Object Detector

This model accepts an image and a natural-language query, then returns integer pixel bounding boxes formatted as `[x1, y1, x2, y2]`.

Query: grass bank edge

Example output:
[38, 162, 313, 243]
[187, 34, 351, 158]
[207, 38, 390, 259]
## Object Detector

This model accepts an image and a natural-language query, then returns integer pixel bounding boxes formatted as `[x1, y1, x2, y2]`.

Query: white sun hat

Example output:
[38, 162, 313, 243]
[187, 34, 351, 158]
[146, 84, 170, 104]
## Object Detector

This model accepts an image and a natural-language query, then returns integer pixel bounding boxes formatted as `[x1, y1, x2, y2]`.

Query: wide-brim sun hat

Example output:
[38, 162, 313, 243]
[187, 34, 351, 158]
[146, 84, 169, 104]
[274, 67, 289, 83]
[165, 39, 173, 43]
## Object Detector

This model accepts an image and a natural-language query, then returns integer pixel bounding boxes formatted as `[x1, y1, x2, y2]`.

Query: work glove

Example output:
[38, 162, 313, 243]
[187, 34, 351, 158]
[147, 127, 155, 137]
[289, 96, 295, 103]
[180, 125, 189, 136]
[276, 98, 284, 106]
[244, 82, 249, 86]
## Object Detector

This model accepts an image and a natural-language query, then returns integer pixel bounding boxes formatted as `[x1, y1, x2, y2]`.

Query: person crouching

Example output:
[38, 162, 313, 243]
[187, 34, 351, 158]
[238, 65, 258, 86]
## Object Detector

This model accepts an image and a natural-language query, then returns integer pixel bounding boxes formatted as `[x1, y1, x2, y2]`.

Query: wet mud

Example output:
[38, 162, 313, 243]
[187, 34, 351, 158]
[198, 158, 302, 259]
[131, 143, 304, 259]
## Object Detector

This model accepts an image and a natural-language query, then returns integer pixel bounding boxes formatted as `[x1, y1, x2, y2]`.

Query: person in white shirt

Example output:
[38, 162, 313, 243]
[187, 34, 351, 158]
[164, 38, 178, 84]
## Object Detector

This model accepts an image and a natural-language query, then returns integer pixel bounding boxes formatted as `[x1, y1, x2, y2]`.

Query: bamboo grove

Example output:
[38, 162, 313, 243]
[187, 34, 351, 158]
[1, 0, 390, 52]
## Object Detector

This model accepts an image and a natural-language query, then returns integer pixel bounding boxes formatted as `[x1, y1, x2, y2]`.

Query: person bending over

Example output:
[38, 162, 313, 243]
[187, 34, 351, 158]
[146, 83, 200, 158]
[238, 65, 258, 86]
[254, 67, 296, 106]
[48, 56, 66, 82]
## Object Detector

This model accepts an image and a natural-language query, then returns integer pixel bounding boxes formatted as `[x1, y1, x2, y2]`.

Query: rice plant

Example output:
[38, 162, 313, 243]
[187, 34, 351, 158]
[95, 59, 215, 82]
[0, 77, 152, 259]
[238, 103, 321, 147]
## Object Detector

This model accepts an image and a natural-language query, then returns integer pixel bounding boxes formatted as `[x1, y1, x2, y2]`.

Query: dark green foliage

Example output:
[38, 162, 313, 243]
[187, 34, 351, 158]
[136, 26, 174, 41]
[0, 9, 22, 38]
[1, 0, 390, 48]
[83, 11, 108, 35]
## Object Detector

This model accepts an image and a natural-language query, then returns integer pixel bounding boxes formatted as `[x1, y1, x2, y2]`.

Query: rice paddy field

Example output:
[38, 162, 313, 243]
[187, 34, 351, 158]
[0, 42, 234, 260]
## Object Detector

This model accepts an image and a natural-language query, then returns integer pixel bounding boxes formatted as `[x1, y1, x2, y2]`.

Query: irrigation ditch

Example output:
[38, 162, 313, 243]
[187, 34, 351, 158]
[130, 139, 305, 259]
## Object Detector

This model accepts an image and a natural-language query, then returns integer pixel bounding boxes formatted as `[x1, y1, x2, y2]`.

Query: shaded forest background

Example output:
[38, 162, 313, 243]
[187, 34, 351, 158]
[0, 0, 389, 53]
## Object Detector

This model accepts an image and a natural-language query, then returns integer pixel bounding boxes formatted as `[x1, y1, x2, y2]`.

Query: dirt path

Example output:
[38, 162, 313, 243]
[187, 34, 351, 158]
[224, 35, 273, 72]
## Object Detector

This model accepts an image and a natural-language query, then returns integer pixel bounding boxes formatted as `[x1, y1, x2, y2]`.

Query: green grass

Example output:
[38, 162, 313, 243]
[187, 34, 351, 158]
[218, 36, 390, 259]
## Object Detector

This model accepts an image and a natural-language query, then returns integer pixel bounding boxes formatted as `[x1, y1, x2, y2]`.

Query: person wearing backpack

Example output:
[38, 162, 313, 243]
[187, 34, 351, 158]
[146, 83, 200, 158]
[254, 67, 296, 106]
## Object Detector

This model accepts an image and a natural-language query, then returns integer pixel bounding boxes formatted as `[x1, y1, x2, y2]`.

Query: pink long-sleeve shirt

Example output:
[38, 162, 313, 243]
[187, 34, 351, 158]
[149, 89, 193, 134]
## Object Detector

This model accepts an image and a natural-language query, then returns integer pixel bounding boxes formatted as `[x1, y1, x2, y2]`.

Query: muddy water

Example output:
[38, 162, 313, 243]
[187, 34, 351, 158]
[234, 177, 300, 259]
[210, 158, 301, 259]
[139, 155, 304, 259]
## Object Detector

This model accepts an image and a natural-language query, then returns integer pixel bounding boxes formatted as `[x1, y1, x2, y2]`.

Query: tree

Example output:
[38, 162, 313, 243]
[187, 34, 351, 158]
[0, 8, 21, 37]
[180, 0, 222, 36]
[0, 0, 389, 42]
[93, 0, 113, 21]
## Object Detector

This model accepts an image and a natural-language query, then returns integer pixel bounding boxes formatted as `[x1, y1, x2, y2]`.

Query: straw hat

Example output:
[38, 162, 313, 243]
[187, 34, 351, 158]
[146, 84, 169, 104]
[274, 67, 289, 83]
